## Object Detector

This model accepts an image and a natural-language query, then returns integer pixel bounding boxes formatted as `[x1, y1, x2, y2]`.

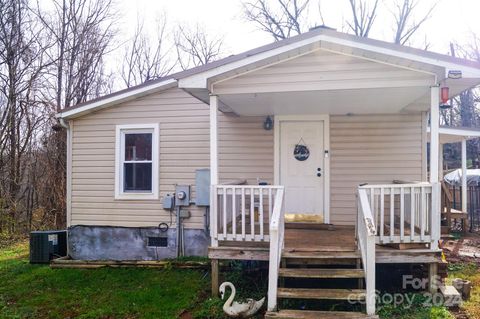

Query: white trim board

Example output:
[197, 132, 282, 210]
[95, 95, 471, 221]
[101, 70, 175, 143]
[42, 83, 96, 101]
[114, 123, 160, 200]
[274, 114, 330, 224]
[179, 33, 480, 91]
[66, 120, 73, 227]
[427, 126, 480, 144]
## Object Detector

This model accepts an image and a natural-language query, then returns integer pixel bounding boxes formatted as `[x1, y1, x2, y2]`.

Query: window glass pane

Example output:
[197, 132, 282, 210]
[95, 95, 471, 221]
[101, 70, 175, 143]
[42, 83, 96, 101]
[125, 133, 152, 161]
[124, 163, 152, 192]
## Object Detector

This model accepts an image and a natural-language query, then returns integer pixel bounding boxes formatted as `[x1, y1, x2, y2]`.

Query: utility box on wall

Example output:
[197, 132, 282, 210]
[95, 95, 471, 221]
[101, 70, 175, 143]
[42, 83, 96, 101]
[195, 168, 210, 206]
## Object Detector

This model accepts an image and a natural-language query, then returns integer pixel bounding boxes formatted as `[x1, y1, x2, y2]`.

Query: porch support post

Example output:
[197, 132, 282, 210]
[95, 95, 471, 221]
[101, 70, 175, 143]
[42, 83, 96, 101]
[438, 143, 444, 182]
[461, 138, 467, 212]
[210, 95, 219, 248]
[211, 259, 219, 297]
[428, 262, 439, 293]
[430, 86, 440, 184]
[430, 85, 440, 250]
[210, 95, 219, 185]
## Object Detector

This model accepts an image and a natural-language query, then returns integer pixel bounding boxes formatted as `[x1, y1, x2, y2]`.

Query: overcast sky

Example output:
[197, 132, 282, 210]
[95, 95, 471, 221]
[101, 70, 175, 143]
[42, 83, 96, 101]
[117, 0, 480, 58]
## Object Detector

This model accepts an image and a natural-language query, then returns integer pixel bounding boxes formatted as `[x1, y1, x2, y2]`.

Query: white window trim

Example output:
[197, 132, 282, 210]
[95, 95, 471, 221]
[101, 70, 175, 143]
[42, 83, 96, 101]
[115, 123, 159, 200]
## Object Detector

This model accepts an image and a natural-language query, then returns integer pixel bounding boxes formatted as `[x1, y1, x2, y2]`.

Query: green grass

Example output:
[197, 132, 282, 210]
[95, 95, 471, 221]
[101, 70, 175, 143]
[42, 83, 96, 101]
[448, 263, 480, 319]
[0, 241, 207, 319]
[377, 293, 453, 319]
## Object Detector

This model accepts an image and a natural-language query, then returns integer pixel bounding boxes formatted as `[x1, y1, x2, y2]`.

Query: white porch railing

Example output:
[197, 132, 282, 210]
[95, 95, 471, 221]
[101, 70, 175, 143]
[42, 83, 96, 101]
[267, 188, 285, 312]
[358, 183, 440, 246]
[210, 185, 284, 245]
[357, 188, 376, 316]
[357, 183, 441, 315]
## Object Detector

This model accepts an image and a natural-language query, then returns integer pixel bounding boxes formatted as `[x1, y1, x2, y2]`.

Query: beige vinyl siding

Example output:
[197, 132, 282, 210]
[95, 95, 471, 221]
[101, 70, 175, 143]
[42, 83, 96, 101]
[330, 114, 424, 225]
[218, 115, 274, 184]
[212, 49, 434, 95]
[71, 88, 210, 229]
[70, 86, 423, 228]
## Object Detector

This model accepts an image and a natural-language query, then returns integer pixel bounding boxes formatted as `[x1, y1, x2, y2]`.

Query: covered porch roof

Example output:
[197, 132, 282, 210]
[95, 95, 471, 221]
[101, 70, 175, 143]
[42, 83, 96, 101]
[178, 27, 480, 116]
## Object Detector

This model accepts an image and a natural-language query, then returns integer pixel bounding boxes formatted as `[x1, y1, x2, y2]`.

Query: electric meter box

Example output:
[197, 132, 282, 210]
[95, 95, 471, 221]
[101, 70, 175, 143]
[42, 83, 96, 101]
[175, 185, 190, 206]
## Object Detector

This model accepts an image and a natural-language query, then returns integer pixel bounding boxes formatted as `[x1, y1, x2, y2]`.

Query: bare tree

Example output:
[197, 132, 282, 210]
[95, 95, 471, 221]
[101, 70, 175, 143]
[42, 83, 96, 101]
[449, 39, 480, 128]
[37, 0, 117, 110]
[243, 0, 310, 41]
[34, 0, 117, 228]
[121, 14, 174, 88]
[346, 0, 380, 37]
[174, 24, 225, 70]
[390, 0, 437, 45]
[0, 0, 51, 233]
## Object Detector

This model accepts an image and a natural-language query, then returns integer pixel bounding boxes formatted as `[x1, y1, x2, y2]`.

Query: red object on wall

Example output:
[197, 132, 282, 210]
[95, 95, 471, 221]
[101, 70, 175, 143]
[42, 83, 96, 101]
[441, 87, 450, 104]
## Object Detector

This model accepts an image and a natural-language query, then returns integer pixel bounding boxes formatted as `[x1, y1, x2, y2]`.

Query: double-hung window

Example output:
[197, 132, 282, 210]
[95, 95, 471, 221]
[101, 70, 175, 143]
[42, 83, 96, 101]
[115, 124, 159, 199]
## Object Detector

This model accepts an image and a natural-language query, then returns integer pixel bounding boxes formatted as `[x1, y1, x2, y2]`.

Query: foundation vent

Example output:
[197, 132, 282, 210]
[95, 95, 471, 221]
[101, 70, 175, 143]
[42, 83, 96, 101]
[147, 237, 168, 247]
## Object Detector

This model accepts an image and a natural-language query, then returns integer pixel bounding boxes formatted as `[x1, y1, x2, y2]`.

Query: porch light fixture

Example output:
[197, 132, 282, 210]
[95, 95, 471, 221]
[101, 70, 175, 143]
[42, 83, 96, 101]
[440, 87, 452, 110]
[263, 116, 273, 130]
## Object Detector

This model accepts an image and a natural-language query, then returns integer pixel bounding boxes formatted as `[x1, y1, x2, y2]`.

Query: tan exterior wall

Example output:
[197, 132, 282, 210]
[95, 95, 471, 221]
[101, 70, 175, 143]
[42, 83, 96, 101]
[218, 115, 274, 185]
[70, 86, 423, 228]
[217, 113, 424, 226]
[330, 114, 425, 225]
[70, 88, 210, 229]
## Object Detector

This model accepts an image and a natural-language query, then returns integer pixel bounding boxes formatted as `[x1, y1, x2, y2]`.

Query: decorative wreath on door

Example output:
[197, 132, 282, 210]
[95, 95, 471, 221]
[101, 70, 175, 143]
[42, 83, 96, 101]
[293, 137, 310, 161]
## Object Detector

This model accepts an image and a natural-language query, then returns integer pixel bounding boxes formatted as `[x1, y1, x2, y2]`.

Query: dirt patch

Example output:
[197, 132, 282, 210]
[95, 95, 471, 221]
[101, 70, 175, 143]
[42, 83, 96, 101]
[442, 233, 480, 265]
[178, 310, 193, 319]
[450, 307, 470, 319]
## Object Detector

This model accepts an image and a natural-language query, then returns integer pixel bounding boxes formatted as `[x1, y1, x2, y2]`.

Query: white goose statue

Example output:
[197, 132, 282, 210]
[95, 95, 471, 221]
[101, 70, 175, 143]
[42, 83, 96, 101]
[219, 282, 265, 318]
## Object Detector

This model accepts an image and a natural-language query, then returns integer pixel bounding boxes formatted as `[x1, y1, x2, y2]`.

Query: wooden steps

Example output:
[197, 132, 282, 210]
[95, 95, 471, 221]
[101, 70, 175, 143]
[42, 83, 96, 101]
[278, 288, 366, 301]
[279, 268, 365, 279]
[282, 251, 361, 259]
[270, 245, 368, 318]
[265, 309, 372, 319]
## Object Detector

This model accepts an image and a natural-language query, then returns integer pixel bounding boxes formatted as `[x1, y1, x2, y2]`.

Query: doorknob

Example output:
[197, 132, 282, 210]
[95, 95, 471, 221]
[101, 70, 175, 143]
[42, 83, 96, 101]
[317, 167, 322, 171]
[317, 172, 322, 177]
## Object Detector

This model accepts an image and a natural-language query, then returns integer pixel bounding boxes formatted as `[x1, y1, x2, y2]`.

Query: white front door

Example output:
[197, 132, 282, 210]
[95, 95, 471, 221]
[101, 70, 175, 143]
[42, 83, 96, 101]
[280, 120, 325, 217]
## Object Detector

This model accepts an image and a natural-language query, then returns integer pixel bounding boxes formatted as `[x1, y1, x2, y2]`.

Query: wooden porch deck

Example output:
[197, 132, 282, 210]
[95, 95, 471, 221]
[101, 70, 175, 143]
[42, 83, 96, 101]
[208, 224, 441, 264]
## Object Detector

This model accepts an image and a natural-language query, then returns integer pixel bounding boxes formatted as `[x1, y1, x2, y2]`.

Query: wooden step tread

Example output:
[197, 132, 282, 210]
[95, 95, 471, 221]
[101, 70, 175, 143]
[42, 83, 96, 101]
[265, 309, 370, 319]
[277, 288, 366, 300]
[279, 268, 365, 278]
[283, 251, 361, 259]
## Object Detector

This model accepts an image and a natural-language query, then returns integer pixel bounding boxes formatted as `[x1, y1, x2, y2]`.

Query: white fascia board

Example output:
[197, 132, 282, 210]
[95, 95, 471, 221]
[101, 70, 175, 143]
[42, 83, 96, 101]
[319, 35, 480, 79]
[57, 78, 177, 120]
[438, 127, 480, 138]
[178, 34, 480, 90]
[428, 126, 480, 144]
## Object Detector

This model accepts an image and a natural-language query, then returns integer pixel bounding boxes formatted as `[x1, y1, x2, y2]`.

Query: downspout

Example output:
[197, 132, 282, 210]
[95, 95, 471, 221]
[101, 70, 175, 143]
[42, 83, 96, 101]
[58, 118, 69, 129]
[58, 117, 72, 254]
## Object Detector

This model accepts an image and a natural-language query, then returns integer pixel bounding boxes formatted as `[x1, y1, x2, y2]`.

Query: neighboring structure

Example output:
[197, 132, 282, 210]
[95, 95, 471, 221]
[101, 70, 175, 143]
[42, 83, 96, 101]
[57, 27, 480, 318]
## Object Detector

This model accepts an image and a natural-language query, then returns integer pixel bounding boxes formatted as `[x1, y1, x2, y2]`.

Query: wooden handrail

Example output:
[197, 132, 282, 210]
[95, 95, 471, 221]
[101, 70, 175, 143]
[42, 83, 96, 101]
[267, 188, 285, 312]
[441, 181, 453, 203]
[359, 182, 430, 189]
[358, 189, 376, 236]
[357, 188, 376, 316]
[441, 181, 453, 230]
[270, 189, 284, 231]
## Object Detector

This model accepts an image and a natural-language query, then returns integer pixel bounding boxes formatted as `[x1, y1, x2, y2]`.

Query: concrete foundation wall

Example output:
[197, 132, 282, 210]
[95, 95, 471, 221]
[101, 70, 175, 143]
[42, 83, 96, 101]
[68, 225, 209, 260]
